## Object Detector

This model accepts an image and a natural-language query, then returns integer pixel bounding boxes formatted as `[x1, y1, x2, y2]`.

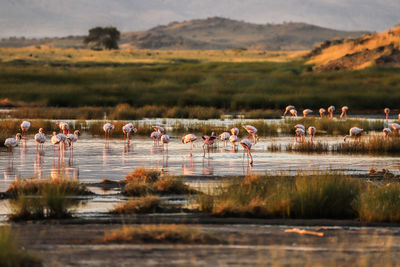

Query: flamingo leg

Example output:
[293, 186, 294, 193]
[248, 148, 253, 166]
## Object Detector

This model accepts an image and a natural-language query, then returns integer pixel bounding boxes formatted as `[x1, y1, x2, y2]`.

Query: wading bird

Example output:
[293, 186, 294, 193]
[4, 133, 22, 154]
[240, 139, 253, 166]
[34, 128, 46, 151]
[328, 106, 335, 119]
[182, 134, 197, 157]
[283, 105, 295, 116]
[161, 134, 170, 151]
[230, 127, 239, 136]
[344, 127, 363, 142]
[383, 128, 392, 138]
[150, 131, 162, 145]
[308, 126, 316, 143]
[51, 132, 69, 152]
[229, 134, 238, 149]
[57, 121, 69, 134]
[103, 123, 115, 139]
[218, 132, 230, 147]
[390, 123, 400, 134]
[294, 124, 305, 131]
[295, 128, 305, 143]
[202, 132, 217, 157]
[67, 130, 80, 149]
[242, 125, 259, 144]
[385, 108, 390, 121]
[290, 109, 298, 118]
[152, 126, 165, 133]
[20, 121, 31, 136]
[303, 109, 313, 117]
[319, 108, 326, 117]
[122, 123, 137, 142]
[340, 106, 349, 119]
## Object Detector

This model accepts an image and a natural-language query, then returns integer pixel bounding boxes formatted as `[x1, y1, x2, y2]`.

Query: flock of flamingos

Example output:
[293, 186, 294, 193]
[3, 105, 400, 166]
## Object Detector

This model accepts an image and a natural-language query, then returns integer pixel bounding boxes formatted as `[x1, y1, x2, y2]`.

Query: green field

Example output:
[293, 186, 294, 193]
[1, 48, 399, 112]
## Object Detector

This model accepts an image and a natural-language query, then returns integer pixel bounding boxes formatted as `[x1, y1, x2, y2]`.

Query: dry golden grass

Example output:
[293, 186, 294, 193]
[111, 195, 162, 214]
[125, 168, 161, 183]
[0, 47, 304, 64]
[308, 25, 400, 68]
[103, 224, 219, 244]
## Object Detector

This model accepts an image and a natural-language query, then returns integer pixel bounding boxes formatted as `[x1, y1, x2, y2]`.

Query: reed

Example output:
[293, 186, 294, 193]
[103, 224, 219, 244]
[286, 141, 329, 153]
[111, 195, 162, 214]
[333, 136, 400, 154]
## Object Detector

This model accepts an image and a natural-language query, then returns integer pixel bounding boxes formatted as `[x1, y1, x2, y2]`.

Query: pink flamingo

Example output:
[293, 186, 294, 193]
[103, 123, 115, 139]
[230, 128, 239, 136]
[303, 109, 313, 117]
[390, 123, 400, 134]
[56, 121, 69, 134]
[20, 121, 31, 137]
[34, 128, 46, 151]
[385, 108, 390, 121]
[152, 126, 165, 133]
[290, 109, 298, 118]
[229, 134, 238, 149]
[344, 127, 363, 142]
[308, 126, 316, 143]
[161, 134, 170, 151]
[218, 132, 230, 147]
[182, 134, 197, 157]
[4, 133, 22, 155]
[328, 106, 335, 119]
[383, 128, 392, 138]
[319, 108, 326, 117]
[122, 123, 137, 142]
[340, 106, 349, 119]
[283, 105, 295, 116]
[240, 139, 253, 166]
[202, 132, 217, 157]
[242, 125, 259, 144]
[295, 128, 305, 143]
[150, 131, 162, 145]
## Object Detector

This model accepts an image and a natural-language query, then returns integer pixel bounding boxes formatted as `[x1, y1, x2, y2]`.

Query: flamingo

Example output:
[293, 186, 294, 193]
[57, 121, 69, 134]
[218, 132, 231, 147]
[202, 132, 217, 157]
[303, 109, 313, 117]
[34, 128, 46, 151]
[383, 128, 392, 138]
[161, 134, 170, 151]
[283, 105, 295, 116]
[319, 108, 326, 117]
[182, 134, 197, 157]
[229, 134, 238, 149]
[340, 106, 349, 119]
[123, 123, 137, 142]
[308, 126, 316, 143]
[230, 128, 239, 136]
[294, 124, 305, 131]
[295, 128, 305, 143]
[67, 130, 80, 149]
[385, 108, 390, 121]
[328, 106, 335, 119]
[103, 123, 115, 139]
[51, 132, 69, 152]
[242, 125, 259, 144]
[344, 127, 363, 142]
[4, 133, 22, 154]
[150, 131, 162, 145]
[240, 139, 253, 166]
[389, 123, 400, 134]
[20, 121, 31, 136]
[290, 109, 298, 118]
[152, 126, 165, 133]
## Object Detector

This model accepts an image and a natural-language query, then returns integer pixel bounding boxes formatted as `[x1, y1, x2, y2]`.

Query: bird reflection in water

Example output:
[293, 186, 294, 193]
[34, 150, 45, 179]
[161, 148, 169, 173]
[103, 143, 112, 167]
[4, 159, 18, 181]
[122, 142, 131, 165]
[182, 156, 194, 175]
[20, 139, 27, 168]
[242, 161, 253, 176]
[50, 149, 79, 180]
[202, 158, 214, 176]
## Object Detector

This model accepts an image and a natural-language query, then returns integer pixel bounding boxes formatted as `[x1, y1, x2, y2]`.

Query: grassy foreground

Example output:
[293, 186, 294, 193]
[199, 172, 400, 222]
[0, 227, 42, 266]
[1, 47, 400, 110]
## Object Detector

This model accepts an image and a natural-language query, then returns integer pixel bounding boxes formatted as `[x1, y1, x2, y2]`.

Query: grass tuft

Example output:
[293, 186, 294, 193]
[111, 195, 162, 214]
[103, 224, 219, 244]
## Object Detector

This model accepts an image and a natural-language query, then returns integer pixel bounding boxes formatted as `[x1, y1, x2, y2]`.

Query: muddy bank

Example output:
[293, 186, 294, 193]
[10, 223, 400, 266]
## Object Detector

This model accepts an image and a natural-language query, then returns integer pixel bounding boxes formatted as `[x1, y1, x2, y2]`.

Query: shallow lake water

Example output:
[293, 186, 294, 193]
[0, 133, 399, 192]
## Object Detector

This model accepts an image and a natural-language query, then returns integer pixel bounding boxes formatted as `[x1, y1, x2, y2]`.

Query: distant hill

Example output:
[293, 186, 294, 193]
[0, 17, 368, 51]
[307, 25, 400, 71]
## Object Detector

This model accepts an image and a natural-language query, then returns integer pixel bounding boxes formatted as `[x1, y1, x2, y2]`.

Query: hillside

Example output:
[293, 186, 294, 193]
[0, 17, 368, 51]
[307, 25, 400, 71]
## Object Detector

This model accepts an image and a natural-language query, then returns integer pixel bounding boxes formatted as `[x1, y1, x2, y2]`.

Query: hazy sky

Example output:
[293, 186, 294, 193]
[1, 0, 399, 38]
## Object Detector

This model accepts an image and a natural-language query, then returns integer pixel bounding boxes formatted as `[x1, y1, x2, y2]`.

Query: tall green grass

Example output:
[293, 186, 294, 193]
[0, 226, 42, 266]
[1, 60, 400, 110]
